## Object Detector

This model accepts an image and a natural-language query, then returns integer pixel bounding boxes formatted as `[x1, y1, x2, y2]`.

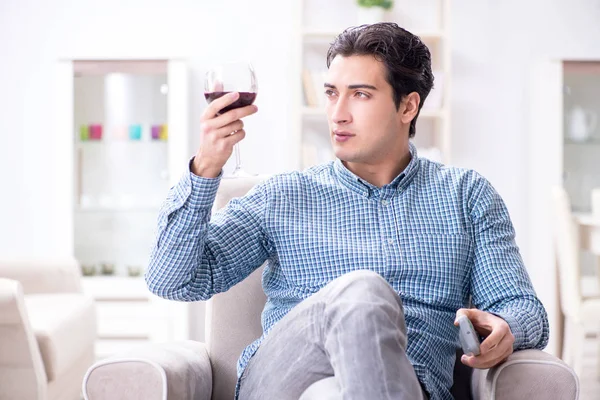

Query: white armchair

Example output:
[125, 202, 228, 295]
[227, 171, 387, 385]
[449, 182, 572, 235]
[82, 178, 579, 400]
[0, 258, 97, 400]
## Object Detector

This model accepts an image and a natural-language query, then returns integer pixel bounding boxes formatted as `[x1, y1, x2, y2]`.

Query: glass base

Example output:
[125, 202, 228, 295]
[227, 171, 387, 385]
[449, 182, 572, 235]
[223, 167, 256, 179]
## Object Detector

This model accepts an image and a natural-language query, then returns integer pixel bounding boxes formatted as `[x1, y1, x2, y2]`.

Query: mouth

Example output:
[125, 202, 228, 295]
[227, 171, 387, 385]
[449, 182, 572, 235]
[333, 130, 355, 143]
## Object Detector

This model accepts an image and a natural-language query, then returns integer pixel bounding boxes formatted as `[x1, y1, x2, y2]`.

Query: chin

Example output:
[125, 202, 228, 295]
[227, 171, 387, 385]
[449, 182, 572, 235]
[332, 147, 347, 161]
[333, 149, 358, 163]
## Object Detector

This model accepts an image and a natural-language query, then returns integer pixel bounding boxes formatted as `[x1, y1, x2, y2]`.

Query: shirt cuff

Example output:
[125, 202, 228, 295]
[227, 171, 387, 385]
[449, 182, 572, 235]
[491, 311, 525, 350]
[184, 157, 222, 210]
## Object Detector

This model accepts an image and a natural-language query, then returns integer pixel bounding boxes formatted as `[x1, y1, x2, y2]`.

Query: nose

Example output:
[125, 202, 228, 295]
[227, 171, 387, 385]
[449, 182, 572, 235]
[330, 96, 352, 125]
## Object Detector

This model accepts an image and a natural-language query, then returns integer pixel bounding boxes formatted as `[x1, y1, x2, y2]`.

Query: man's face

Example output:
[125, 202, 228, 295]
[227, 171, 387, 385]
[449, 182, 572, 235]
[325, 54, 410, 166]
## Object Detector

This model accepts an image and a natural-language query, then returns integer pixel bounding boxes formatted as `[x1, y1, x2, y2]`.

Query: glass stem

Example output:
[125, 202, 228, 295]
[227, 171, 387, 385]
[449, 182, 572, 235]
[233, 143, 242, 173]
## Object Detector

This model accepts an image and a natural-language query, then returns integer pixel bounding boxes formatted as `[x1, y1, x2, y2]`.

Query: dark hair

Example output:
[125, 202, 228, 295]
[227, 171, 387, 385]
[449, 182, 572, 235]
[326, 22, 434, 138]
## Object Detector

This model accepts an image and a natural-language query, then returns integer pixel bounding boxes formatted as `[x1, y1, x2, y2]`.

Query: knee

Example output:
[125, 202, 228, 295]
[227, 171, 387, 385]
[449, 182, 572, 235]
[329, 270, 400, 304]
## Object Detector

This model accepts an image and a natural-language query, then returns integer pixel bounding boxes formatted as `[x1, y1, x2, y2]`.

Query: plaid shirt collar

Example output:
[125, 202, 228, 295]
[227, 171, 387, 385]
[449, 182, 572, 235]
[333, 142, 420, 198]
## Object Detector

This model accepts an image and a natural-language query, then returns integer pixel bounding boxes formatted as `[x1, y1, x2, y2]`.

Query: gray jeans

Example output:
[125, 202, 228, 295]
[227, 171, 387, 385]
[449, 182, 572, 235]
[238, 270, 428, 400]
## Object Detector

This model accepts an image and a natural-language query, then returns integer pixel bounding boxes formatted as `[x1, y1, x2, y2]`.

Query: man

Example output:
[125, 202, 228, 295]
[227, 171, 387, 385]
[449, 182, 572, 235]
[146, 23, 549, 400]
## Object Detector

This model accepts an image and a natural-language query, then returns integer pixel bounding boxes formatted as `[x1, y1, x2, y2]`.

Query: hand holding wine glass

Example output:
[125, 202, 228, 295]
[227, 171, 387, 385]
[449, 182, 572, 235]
[192, 92, 258, 178]
[196, 62, 258, 178]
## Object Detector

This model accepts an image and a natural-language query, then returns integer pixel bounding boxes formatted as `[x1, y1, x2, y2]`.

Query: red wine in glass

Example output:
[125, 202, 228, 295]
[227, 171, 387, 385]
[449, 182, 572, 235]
[204, 91, 257, 114]
[204, 62, 257, 177]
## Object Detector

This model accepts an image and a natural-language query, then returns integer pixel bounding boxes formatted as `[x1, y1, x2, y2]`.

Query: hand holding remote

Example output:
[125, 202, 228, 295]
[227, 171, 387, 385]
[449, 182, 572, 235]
[454, 308, 515, 369]
[456, 315, 481, 356]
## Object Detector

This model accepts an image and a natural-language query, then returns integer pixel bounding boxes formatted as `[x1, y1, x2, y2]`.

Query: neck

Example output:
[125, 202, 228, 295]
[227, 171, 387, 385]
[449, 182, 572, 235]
[342, 145, 412, 188]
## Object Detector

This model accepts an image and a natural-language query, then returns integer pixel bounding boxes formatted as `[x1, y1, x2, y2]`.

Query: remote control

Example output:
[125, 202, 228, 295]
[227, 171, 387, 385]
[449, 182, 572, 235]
[457, 315, 481, 356]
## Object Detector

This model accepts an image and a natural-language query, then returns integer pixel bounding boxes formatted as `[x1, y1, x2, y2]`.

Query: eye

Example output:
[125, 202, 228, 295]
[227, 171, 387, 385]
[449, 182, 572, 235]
[325, 89, 336, 97]
[355, 91, 370, 98]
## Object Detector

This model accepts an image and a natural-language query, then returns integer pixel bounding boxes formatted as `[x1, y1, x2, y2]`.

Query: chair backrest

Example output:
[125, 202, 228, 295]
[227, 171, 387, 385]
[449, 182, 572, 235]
[550, 186, 582, 318]
[204, 176, 268, 400]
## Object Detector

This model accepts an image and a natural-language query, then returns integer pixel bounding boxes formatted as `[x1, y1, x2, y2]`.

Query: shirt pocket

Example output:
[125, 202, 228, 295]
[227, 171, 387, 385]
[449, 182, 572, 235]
[399, 233, 472, 306]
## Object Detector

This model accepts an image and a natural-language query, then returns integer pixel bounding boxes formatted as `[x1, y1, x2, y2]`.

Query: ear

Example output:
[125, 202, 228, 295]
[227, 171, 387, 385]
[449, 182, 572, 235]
[399, 92, 421, 125]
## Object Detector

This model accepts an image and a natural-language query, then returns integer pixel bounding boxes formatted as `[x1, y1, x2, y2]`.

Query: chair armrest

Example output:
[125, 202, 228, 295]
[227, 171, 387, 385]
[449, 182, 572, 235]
[0, 258, 82, 294]
[471, 349, 579, 400]
[83, 341, 212, 400]
[0, 278, 48, 399]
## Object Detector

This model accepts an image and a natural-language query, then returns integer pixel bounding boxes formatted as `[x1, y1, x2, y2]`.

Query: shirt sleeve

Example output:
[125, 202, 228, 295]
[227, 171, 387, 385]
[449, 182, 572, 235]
[468, 173, 549, 350]
[145, 160, 270, 302]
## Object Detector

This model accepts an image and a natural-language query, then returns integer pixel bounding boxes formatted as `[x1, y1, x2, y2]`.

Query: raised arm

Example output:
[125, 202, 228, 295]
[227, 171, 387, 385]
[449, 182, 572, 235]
[146, 90, 265, 301]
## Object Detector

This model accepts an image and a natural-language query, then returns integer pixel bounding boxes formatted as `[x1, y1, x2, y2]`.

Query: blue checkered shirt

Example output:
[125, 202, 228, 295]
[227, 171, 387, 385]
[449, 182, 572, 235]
[146, 144, 549, 400]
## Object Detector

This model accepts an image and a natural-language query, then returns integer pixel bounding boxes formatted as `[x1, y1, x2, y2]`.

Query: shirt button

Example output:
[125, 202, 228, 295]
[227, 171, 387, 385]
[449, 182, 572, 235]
[387, 238, 394, 245]
[381, 200, 389, 206]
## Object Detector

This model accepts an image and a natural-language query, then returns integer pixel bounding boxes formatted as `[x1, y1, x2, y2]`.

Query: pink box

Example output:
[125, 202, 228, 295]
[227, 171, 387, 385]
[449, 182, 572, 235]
[89, 124, 103, 140]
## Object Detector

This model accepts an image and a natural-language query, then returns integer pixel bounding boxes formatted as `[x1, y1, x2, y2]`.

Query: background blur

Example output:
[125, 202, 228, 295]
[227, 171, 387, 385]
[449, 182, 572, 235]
[1, 0, 600, 396]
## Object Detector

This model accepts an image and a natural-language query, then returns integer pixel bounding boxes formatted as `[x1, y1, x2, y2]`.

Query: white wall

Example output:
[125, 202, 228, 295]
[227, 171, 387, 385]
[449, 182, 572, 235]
[2, 0, 600, 348]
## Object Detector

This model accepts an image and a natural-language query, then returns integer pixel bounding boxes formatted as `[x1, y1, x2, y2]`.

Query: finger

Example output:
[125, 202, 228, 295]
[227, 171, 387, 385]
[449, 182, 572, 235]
[462, 339, 513, 369]
[222, 129, 246, 147]
[454, 308, 470, 326]
[454, 308, 488, 329]
[474, 343, 512, 369]
[212, 120, 244, 138]
[200, 118, 242, 142]
[479, 325, 508, 354]
[457, 309, 496, 337]
[211, 104, 258, 127]
[204, 91, 239, 118]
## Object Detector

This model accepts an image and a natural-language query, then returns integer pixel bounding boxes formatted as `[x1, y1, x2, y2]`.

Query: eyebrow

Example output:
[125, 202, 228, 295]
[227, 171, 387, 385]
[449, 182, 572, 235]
[324, 83, 378, 90]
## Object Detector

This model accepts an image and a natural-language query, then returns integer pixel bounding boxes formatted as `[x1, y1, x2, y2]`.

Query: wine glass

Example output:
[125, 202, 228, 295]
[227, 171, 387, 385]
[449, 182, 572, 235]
[204, 62, 258, 177]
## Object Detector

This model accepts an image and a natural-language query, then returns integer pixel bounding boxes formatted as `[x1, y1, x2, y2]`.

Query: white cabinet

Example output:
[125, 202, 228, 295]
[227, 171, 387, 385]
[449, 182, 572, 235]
[82, 276, 190, 360]
[55, 59, 188, 274]
[528, 59, 600, 355]
[69, 60, 189, 276]
[54, 59, 192, 359]
[293, 0, 452, 169]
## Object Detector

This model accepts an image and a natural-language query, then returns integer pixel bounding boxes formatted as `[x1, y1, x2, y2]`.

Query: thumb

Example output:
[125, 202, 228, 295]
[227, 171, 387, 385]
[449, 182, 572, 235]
[454, 308, 482, 326]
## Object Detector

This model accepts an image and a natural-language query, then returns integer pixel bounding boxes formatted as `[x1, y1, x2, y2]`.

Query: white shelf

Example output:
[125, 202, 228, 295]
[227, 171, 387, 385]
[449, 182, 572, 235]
[83, 275, 191, 360]
[76, 140, 168, 146]
[82, 276, 150, 300]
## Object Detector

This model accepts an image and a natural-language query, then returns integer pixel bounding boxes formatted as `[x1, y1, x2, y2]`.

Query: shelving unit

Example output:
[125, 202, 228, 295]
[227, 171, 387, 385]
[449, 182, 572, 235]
[81, 276, 189, 360]
[61, 59, 192, 359]
[293, 0, 452, 169]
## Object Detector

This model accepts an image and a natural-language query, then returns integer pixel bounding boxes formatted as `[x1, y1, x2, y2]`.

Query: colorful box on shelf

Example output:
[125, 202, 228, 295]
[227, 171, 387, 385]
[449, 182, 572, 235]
[89, 124, 103, 140]
[151, 124, 168, 141]
[151, 125, 161, 140]
[129, 124, 142, 140]
[80, 124, 103, 141]
[112, 125, 128, 140]
[80, 125, 89, 141]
